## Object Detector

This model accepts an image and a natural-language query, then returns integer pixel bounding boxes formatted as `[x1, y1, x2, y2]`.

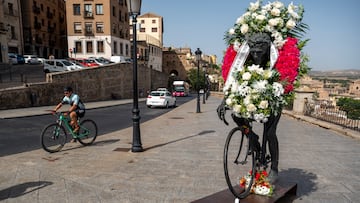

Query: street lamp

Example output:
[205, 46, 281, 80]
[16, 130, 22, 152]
[195, 48, 202, 113]
[127, 0, 143, 152]
[202, 65, 206, 104]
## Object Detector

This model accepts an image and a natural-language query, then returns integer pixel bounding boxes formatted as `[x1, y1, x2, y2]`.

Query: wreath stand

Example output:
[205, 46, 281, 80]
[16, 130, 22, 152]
[191, 179, 297, 203]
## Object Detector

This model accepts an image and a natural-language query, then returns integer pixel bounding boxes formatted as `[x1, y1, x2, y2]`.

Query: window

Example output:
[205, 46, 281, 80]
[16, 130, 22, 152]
[141, 20, 145, 24]
[113, 41, 118, 54]
[73, 4, 80, 15]
[84, 4, 93, 17]
[85, 23, 92, 34]
[75, 41, 82, 53]
[112, 6, 116, 17]
[140, 27, 145, 32]
[74, 22, 82, 33]
[152, 19, 156, 23]
[86, 41, 93, 53]
[97, 41, 104, 53]
[125, 44, 129, 56]
[120, 43, 123, 55]
[152, 28, 157, 32]
[8, 3, 14, 15]
[96, 4, 103, 15]
[96, 22, 104, 33]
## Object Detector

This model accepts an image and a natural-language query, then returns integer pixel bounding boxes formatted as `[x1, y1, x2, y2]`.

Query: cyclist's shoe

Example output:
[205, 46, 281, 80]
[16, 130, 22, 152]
[268, 169, 278, 184]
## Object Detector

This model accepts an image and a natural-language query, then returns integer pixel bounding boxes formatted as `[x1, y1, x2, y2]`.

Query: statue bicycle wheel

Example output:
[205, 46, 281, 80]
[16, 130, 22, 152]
[223, 126, 256, 199]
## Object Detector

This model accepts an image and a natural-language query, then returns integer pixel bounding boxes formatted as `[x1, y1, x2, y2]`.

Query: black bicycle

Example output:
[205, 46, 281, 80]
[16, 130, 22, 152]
[221, 113, 272, 199]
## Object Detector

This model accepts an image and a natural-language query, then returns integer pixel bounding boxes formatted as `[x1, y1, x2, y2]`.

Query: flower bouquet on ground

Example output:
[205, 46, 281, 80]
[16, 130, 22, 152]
[240, 170, 274, 196]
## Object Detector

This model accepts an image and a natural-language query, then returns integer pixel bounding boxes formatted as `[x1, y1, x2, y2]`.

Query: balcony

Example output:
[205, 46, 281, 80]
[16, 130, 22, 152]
[84, 11, 93, 18]
[32, 6, 40, 14]
[47, 11, 54, 19]
[0, 23, 9, 34]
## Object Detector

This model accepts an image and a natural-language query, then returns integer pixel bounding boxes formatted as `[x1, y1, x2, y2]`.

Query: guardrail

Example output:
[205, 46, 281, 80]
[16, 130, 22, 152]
[304, 100, 360, 132]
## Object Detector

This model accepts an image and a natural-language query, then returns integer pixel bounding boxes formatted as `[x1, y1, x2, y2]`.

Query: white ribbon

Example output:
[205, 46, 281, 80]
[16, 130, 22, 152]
[223, 41, 250, 91]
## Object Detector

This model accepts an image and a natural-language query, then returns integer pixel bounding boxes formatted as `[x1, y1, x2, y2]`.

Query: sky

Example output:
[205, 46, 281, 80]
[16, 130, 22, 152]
[141, 0, 360, 71]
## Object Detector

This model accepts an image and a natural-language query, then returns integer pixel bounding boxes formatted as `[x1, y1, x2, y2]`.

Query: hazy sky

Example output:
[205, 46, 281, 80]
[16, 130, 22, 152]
[141, 0, 360, 71]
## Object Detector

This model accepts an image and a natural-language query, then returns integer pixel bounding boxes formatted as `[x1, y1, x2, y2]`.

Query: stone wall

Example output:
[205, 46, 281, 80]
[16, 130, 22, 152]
[0, 63, 169, 110]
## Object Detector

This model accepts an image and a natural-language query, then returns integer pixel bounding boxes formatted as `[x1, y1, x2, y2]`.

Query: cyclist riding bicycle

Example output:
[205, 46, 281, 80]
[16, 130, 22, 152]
[53, 86, 85, 141]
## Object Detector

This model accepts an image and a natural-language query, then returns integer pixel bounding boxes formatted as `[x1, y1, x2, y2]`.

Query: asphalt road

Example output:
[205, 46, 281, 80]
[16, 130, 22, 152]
[0, 96, 193, 157]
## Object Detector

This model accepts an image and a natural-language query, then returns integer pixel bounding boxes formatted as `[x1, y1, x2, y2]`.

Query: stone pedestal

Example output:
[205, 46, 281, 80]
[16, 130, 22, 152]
[191, 179, 297, 203]
[293, 88, 315, 114]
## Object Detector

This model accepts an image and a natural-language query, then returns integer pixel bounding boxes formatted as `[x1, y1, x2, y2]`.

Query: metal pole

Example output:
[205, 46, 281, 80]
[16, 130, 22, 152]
[196, 59, 201, 113]
[203, 69, 206, 104]
[131, 16, 143, 152]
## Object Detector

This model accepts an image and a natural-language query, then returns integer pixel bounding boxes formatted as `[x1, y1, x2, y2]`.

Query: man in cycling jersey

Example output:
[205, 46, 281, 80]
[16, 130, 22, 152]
[53, 86, 85, 141]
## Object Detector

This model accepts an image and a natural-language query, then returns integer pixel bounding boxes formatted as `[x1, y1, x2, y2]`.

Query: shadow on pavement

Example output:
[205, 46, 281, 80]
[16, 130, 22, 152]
[0, 181, 53, 201]
[144, 130, 216, 151]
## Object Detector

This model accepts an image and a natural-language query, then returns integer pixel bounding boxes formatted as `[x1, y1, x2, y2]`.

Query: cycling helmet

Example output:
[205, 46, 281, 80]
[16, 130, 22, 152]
[64, 86, 73, 92]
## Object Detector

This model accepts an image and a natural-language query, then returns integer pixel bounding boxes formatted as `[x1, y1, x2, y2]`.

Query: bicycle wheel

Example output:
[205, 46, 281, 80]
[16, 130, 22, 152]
[223, 127, 255, 199]
[77, 119, 98, 146]
[41, 123, 67, 153]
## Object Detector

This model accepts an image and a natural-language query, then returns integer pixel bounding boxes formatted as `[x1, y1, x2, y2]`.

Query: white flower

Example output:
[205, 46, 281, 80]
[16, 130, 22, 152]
[256, 14, 266, 21]
[252, 80, 268, 92]
[259, 100, 269, 109]
[272, 82, 284, 97]
[272, 1, 284, 9]
[229, 28, 235, 35]
[240, 24, 249, 34]
[263, 69, 273, 79]
[249, 1, 260, 11]
[254, 185, 271, 195]
[271, 8, 281, 16]
[246, 103, 257, 112]
[286, 19, 296, 29]
[233, 104, 242, 113]
[226, 97, 233, 106]
[242, 72, 252, 80]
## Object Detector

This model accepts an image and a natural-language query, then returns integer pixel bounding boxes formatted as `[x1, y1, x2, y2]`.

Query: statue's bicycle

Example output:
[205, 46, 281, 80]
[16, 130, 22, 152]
[221, 113, 273, 199]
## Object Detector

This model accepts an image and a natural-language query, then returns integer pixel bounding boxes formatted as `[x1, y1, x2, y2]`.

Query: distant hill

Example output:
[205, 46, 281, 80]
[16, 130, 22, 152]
[309, 69, 360, 79]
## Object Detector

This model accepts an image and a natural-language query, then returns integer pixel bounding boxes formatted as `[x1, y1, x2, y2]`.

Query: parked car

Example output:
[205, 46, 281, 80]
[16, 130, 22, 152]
[8, 53, 25, 64]
[156, 87, 168, 92]
[74, 58, 99, 68]
[146, 90, 176, 108]
[8, 53, 18, 64]
[24, 55, 41, 64]
[110, 55, 131, 63]
[43, 59, 79, 73]
[88, 57, 113, 66]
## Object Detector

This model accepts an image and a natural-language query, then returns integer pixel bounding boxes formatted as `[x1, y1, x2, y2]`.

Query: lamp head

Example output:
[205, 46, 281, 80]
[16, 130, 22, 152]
[126, 0, 142, 16]
[195, 48, 202, 61]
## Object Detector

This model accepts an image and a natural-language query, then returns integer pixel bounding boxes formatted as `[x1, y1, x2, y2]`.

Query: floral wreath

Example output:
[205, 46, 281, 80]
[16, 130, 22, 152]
[222, 0, 309, 123]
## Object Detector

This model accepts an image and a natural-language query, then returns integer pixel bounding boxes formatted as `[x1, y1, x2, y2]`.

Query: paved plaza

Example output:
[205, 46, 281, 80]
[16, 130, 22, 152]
[0, 96, 359, 202]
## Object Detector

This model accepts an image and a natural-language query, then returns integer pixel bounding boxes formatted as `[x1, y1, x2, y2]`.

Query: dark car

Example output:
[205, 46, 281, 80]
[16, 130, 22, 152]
[15, 54, 25, 64]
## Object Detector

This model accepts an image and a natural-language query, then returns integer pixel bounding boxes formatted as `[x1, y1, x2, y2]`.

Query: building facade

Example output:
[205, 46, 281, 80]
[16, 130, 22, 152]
[65, 0, 131, 60]
[133, 12, 163, 72]
[0, 0, 23, 62]
[20, 0, 67, 58]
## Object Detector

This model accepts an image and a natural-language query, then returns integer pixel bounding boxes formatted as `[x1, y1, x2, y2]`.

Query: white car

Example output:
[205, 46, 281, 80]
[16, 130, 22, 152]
[24, 55, 41, 64]
[43, 59, 79, 73]
[146, 90, 176, 108]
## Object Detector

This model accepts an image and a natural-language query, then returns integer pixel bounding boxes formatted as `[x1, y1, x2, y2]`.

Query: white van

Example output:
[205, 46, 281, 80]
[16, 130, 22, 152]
[43, 59, 79, 73]
[110, 55, 131, 63]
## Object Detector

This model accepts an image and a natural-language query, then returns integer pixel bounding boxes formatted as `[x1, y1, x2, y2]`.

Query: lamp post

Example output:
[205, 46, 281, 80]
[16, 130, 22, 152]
[195, 48, 202, 113]
[202, 65, 206, 104]
[127, 0, 143, 152]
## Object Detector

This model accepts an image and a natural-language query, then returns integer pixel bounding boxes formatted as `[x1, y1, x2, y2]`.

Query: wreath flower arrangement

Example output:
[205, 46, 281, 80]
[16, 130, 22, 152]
[240, 170, 274, 196]
[222, 0, 309, 122]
